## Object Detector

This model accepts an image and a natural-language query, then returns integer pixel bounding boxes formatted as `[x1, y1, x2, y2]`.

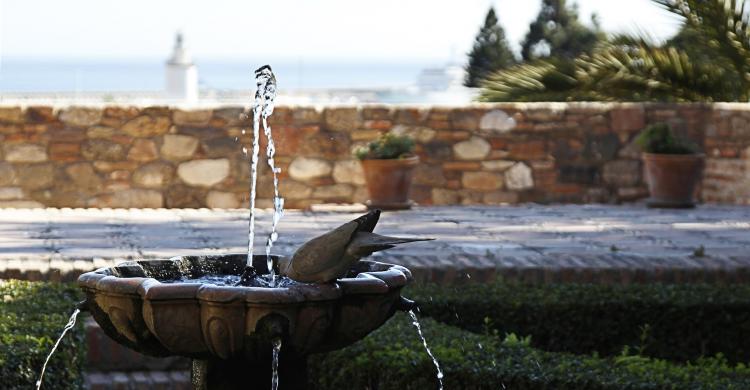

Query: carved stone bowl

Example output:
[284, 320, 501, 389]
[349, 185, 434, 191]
[77, 254, 413, 364]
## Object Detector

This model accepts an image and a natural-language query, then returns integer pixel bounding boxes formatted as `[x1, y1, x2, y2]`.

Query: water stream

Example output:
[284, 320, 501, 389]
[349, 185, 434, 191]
[259, 67, 283, 288]
[246, 65, 282, 286]
[271, 338, 282, 390]
[36, 308, 80, 390]
[409, 310, 444, 390]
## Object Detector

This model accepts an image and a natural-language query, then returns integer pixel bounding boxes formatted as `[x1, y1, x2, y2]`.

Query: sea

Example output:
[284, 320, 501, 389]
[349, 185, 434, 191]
[0, 58, 432, 93]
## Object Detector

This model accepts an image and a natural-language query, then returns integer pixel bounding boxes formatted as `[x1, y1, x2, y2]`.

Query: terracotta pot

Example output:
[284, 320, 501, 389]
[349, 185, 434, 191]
[360, 155, 419, 210]
[642, 153, 704, 208]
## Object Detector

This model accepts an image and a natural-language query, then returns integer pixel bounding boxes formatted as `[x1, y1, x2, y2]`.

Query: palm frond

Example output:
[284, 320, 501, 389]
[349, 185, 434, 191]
[652, 0, 750, 96]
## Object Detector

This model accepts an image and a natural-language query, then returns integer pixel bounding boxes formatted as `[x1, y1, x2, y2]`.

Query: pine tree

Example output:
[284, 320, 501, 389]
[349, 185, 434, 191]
[464, 7, 517, 88]
[521, 0, 601, 61]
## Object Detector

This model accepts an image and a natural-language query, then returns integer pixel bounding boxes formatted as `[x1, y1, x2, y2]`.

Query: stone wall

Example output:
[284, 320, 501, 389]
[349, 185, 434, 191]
[0, 103, 748, 208]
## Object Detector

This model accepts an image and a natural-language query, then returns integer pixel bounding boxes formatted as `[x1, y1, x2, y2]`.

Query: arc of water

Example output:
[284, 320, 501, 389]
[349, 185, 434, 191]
[36, 308, 81, 390]
[409, 310, 444, 390]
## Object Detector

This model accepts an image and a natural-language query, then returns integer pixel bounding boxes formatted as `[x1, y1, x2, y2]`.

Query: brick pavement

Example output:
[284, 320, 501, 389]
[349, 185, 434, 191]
[1, 204, 749, 284]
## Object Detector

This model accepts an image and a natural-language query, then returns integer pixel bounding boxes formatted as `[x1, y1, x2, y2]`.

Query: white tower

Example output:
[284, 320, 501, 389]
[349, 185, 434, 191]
[165, 32, 198, 103]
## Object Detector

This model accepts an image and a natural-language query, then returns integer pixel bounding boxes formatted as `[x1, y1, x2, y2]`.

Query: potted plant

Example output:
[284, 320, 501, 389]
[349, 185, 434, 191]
[355, 133, 418, 210]
[635, 123, 704, 208]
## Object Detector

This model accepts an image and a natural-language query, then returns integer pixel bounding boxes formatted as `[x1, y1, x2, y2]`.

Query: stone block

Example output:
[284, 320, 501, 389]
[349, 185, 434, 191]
[26, 106, 56, 123]
[292, 107, 322, 124]
[0, 163, 16, 186]
[280, 180, 313, 199]
[602, 160, 641, 187]
[133, 162, 174, 188]
[289, 157, 332, 181]
[15, 163, 54, 189]
[0, 187, 24, 200]
[87, 126, 115, 139]
[332, 160, 365, 185]
[165, 185, 206, 208]
[122, 115, 171, 137]
[413, 164, 446, 187]
[431, 188, 459, 204]
[49, 143, 81, 161]
[611, 106, 645, 132]
[59, 107, 102, 127]
[206, 191, 240, 208]
[91, 189, 163, 208]
[479, 109, 517, 133]
[173, 109, 213, 126]
[462, 171, 503, 191]
[505, 162, 534, 190]
[481, 160, 515, 171]
[201, 137, 240, 157]
[450, 109, 480, 131]
[127, 139, 159, 162]
[453, 136, 490, 160]
[161, 134, 199, 160]
[323, 107, 361, 131]
[66, 163, 103, 190]
[391, 125, 436, 143]
[82, 139, 126, 161]
[177, 159, 230, 187]
[0, 200, 44, 208]
[3, 143, 47, 162]
[0, 107, 25, 123]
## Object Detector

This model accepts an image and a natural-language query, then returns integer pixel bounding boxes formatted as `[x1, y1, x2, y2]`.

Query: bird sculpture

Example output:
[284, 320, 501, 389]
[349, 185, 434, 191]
[277, 209, 432, 283]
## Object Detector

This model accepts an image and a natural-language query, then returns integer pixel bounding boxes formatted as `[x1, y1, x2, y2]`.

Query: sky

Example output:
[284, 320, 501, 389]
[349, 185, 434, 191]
[0, 0, 683, 64]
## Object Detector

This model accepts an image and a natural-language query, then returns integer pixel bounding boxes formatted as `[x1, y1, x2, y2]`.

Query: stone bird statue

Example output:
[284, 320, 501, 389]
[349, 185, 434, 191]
[278, 209, 432, 283]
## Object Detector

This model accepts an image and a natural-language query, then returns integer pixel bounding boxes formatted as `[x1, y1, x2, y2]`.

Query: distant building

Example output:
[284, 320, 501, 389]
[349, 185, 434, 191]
[416, 64, 476, 104]
[165, 33, 198, 103]
[417, 65, 465, 92]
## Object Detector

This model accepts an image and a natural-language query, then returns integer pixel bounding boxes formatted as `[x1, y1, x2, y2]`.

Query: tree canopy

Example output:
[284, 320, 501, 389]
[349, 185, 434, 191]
[520, 0, 601, 61]
[464, 7, 517, 88]
[480, 0, 750, 102]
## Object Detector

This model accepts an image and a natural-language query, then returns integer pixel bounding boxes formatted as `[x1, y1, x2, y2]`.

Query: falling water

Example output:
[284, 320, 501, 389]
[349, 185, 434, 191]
[36, 308, 80, 390]
[246, 65, 282, 285]
[271, 338, 282, 390]
[259, 66, 284, 287]
[408, 310, 444, 390]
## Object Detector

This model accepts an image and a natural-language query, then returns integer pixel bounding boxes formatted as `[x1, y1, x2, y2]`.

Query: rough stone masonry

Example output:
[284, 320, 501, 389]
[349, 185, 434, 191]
[0, 102, 748, 209]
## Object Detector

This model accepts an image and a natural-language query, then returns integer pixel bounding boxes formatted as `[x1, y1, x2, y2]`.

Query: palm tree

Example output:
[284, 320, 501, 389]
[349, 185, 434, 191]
[479, 0, 750, 102]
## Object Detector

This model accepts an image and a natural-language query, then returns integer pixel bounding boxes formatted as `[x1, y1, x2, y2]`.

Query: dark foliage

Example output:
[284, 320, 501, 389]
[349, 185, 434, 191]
[464, 7, 517, 88]
[311, 313, 750, 389]
[520, 0, 601, 61]
[0, 280, 85, 390]
[407, 282, 750, 363]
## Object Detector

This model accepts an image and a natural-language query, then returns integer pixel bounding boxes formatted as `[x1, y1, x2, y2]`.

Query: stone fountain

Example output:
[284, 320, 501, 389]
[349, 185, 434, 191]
[77, 211, 422, 389]
[74, 66, 429, 390]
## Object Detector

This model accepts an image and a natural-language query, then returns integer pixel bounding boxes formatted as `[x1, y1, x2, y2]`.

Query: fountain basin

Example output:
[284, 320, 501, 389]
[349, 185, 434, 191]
[77, 254, 413, 363]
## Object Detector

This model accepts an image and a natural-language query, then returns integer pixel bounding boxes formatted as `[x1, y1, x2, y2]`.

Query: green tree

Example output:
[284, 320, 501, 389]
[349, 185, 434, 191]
[520, 0, 601, 61]
[480, 0, 749, 102]
[464, 7, 517, 88]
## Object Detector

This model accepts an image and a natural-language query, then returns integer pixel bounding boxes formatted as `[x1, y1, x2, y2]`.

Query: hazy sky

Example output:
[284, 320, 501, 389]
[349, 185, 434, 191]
[0, 0, 682, 63]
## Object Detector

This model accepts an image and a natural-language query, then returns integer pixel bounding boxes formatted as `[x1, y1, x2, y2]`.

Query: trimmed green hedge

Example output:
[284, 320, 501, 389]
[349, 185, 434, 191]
[312, 313, 750, 390]
[407, 283, 750, 363]
[0, 280, 85, 390]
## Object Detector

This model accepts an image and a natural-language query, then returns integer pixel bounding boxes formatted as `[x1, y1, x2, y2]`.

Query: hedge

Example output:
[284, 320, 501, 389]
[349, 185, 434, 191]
[0, 280, 85, 390]
[406, 282, 750, 363]
[311, 313, 750, 390]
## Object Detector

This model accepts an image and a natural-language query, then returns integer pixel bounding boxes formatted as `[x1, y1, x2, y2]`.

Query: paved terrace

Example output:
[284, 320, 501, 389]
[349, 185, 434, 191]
[1, 204, 749, 284]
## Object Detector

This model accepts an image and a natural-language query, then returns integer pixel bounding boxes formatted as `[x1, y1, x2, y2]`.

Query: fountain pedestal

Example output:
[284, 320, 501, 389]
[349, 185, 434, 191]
[192, 356, 307, 390]
[78, 254, 414, 390]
